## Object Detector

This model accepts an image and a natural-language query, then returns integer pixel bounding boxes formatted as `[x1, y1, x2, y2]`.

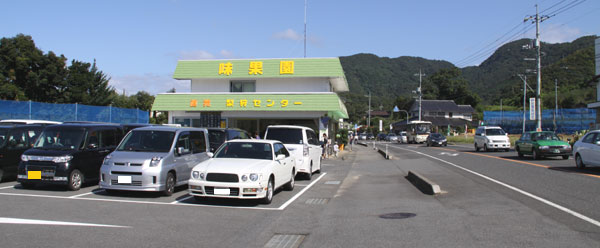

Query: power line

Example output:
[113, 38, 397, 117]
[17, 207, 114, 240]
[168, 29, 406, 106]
[545, 0, 587, 17]
[540, 0, 568, 14]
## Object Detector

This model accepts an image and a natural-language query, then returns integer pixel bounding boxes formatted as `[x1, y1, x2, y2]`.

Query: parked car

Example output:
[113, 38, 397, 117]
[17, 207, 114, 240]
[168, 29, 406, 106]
[359, 133, 367, 140]
[99, 126, 211, 196]
[386, 133, 398, 142]
[398, 131, 408, 143]
[17, 123, 124, 190]
[188, 139, 295, 204]
[426, 133, 447, 147]
[474, 126, 510, 152]
[377, 133, 387, 141]
[206, 128, 252, 153]
[264, 125, 321, 179]
[573, 130, 600, 168]
[367, 133, 375, 140]
[515, 131, 571, 160]
[0, 124, 45, 182]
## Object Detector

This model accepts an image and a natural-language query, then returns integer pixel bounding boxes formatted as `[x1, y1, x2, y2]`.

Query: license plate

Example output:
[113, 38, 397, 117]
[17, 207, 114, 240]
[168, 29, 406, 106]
[214, 188, 230, 195]
[28, 171, 41, 179]
[118, 176, 132, 184]
[553, 149, 560, 153]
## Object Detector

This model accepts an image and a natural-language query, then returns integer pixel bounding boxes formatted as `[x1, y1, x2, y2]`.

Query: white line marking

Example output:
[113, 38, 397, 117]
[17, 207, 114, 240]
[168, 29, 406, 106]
[170, 195, 193, 204]
[390, 146, 600, 228]
[68, 189, 104, 198]
[0, 217, 130, 228]
[294, 184, 310, 187]
[0, 185, 16, 190]
[278, 172, 327, 210]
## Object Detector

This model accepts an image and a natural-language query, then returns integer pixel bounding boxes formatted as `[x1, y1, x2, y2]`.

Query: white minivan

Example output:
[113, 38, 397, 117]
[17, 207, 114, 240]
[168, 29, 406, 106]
[100, 126, 211, 196]
[264, 125, 322, 179]
[474, 126, 510, 152]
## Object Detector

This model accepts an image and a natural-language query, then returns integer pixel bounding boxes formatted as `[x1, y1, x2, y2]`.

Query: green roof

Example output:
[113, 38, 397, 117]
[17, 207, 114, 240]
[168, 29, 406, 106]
[173, 58, 345, 79]
[152, 93, 348, 119]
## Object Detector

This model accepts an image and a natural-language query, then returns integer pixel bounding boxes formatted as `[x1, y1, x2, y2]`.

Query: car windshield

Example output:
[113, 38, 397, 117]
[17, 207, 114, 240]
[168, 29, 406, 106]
[208, 130, 227, 149]
[534, 132, 560, 141]
[34, 128, 85, 150]
[117, 130, 175, 152]
[214, 142, 273, 160]
[431, 133, 444, 138]
[265, 128, 303, 144]
[0, 129, 7, 148]
[485, 128, 506, 136]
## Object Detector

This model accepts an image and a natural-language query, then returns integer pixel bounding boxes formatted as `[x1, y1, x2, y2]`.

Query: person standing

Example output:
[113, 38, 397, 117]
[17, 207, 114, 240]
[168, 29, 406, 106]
[322, 133, 328, 159]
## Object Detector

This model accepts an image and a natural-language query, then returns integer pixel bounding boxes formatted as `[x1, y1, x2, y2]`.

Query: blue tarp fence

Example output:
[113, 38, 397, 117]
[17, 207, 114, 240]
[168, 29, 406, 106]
[483, 108, 595, 134]
[0, 99, 149, 124]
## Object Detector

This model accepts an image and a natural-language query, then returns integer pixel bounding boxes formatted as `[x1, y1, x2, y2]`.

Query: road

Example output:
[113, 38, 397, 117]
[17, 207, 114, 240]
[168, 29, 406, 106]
[0, 143, 599, 247]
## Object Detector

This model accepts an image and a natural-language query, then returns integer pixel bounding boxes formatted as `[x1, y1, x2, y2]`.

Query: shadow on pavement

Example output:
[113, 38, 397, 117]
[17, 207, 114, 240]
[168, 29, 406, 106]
[549, 167, 600, 176]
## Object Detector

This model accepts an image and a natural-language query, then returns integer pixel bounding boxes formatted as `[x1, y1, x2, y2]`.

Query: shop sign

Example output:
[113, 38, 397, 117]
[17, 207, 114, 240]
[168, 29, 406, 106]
[189, 99, 303, 109]
[217, 61, 295, 76]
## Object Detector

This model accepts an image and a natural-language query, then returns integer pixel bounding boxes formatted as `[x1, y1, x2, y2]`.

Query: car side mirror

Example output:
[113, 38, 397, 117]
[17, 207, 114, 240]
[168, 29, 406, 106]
[276, 154, 285, 161]
[207, 152, 214, 158]
[481, 133, 485, 137]
[177, 147, 189, 155]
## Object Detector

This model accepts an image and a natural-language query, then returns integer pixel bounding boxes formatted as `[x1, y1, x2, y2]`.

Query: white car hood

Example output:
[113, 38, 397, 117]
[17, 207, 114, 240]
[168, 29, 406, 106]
[193, 158, 271, 174]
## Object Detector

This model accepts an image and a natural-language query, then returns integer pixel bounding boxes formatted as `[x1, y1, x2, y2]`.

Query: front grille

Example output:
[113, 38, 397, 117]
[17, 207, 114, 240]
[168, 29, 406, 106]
[27, 165, 55, 171]
[111, 180, 143, 186]
[549, 146, 564, 149]
[204, 186, 239, 196]
[206, 173, 239, 182]
[114, 162, 143, 166]
[111, 171, 142, 175]
[493, 140, 506, 143]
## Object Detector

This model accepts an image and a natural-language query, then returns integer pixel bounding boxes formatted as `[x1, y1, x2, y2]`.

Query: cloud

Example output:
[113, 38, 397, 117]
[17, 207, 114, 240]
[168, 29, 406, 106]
[524, 24, 582, 44]
[109, 73, 189, 96]
[174, 49, 236, 60]
[272, 28, 303, 41]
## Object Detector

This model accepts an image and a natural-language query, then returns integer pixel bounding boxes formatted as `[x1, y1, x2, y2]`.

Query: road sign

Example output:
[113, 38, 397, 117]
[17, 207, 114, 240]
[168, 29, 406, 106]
[529, 98, 536, 120]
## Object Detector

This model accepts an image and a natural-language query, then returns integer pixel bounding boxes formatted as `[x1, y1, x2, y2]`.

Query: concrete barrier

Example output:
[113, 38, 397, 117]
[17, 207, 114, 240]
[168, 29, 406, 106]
[406, 171, 441, 195]
[377, 147, 393, 159]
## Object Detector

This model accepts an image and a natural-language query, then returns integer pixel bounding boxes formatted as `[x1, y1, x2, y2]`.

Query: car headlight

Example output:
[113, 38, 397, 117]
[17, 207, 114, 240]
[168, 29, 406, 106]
[539, 146, 549, 149]
[562, 145, 571, 149]
[249, 173, 259, 181]
[103, 155, 112, 165]
[21, 155, 29, 162]
[149, 157, 162, 167]
[442, 139, 447, 142]
[53, 155, 73, 163]
[192, 171, 200, 179]
[241, 175, 248, 182]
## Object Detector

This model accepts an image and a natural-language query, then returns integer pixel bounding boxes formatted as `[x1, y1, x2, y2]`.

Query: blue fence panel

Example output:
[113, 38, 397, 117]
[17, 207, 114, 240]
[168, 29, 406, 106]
[484, 108, 595, 134]
[0, 100, 149, 124]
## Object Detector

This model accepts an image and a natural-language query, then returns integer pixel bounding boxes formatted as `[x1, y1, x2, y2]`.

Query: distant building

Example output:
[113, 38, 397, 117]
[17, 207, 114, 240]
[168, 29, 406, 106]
[587, 37, 600, 130]
[394, 99, 474, 133]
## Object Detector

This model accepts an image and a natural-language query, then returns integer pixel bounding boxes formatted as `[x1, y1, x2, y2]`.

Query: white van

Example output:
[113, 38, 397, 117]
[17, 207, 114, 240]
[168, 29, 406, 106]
[100, 126, 211, 196]
[474, 126, 510, 152]
[264, 125, 322, 179]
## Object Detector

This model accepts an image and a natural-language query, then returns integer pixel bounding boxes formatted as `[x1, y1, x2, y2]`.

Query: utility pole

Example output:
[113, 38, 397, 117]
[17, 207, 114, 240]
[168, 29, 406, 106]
[366, 91, 371, 128]
[554, 78, 558, 131]
[517, 74, 534, 133]
[414, 70, 425, 122]
[304, 0, 307, 58]
[525, 4, 550, 131]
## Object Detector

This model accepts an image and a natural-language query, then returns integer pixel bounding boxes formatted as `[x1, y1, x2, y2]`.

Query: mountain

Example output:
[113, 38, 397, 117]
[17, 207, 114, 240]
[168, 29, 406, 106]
[339, 35, 597, 123]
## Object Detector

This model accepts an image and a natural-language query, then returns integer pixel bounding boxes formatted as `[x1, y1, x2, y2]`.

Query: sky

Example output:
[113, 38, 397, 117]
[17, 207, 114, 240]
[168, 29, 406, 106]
[1, 0, 598, 96]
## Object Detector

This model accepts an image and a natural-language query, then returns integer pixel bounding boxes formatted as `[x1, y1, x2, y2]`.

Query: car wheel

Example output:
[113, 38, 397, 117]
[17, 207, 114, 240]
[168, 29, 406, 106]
[68, 169, 84, 191]
[163, 172, 175, 196]
[475, 143, 480, 152]
[261, 178, 274, 204]
[517, 147, 523, 158]
[575, 154, 586, 169]
[0, 169, 3, 183]
[532, 149, 540, 160]
[426, 142, 430, 147]
[283, 170, 295, 191]
[20, 182, 35, 189]
[315, 158, 321, 174]
[305, 164, 312, 180]
[562, 155, 569, 160]
[483, 144, 488, 152]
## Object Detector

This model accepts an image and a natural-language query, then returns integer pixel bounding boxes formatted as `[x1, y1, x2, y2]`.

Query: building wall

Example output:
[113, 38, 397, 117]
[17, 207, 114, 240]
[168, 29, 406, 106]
[191, 78, 330, 93]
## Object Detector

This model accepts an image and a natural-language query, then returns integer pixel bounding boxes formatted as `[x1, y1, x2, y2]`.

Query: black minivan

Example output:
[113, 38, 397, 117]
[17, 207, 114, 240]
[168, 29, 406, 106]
[0, 124, 45, 182]
[206, 128, 252, 152]
[17, 123, 123, 190]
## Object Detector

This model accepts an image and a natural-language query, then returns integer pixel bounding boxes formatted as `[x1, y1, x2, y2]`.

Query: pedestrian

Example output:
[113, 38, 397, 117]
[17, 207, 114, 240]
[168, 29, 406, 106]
[333, 142, 339, 157]
[322, 133, 328, 159]
[254, 131, 260, 139]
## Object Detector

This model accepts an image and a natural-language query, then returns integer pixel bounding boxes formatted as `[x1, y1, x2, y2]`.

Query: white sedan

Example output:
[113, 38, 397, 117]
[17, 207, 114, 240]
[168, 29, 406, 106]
[573, 130, 600, 168]
[188, 139, 296, 204]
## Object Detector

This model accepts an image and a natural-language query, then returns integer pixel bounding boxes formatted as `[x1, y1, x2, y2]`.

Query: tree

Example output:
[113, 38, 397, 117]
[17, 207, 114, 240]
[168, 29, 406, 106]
[424, 68, 480, 107]
[133, 91, 154, 111]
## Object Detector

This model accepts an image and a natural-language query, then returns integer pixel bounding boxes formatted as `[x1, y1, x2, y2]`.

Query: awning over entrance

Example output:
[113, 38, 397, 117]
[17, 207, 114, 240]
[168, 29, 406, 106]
[152, 93, 349, 119]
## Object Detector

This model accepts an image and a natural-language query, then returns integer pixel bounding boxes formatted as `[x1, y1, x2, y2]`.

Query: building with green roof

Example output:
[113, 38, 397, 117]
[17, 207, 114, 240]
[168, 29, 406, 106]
[152, 57, 349, 136]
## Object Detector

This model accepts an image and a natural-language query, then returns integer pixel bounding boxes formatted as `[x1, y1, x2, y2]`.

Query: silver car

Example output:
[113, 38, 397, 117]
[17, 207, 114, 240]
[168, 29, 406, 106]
[100, 126, 212, 196]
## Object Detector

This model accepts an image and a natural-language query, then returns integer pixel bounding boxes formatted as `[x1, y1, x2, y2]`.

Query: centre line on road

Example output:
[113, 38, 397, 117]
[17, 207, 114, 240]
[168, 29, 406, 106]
[390, 146, 600, 229]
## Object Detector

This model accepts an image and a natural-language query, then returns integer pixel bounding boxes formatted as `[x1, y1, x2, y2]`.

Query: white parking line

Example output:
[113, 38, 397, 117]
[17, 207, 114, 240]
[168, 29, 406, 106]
[0, 217, 130, 228]
[0, 185, 16, 190]
[278, 172, 327, 210]
[170, 195, 193, 204]
[68, 189, 104, 198]
[390, 146, 600, 228]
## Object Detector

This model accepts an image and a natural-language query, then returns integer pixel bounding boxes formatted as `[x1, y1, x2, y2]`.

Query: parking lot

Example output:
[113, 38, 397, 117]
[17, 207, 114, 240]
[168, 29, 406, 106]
[2, 143, 600, 248]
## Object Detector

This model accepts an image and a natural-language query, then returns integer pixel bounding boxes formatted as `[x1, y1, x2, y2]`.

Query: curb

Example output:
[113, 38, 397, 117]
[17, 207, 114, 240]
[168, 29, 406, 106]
[376, 147, 393, 159]
[406, 171, 441, 195]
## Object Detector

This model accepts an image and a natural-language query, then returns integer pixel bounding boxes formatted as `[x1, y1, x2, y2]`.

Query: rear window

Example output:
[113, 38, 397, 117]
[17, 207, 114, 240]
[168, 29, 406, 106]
[265, 128, 304, 144]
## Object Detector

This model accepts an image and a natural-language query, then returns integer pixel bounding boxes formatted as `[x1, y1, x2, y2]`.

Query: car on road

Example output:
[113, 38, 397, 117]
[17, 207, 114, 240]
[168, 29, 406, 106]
[359, 133, 367, 140]
[18, 123, 123, 190]
[398, 131, 407, 143]
[99, 126, 211, 196]
[474, 126, 510, 152]
[367, 133, 375, 140]
[515, 131, 571, 160]
[0, 124, 45, 182]
[386, 133, 398, 142]
[264, 125, 321, 179]
[426, 133, 447, 147]
[376, 133, 387, 141]
[188, 139, 295, 204]
[573, 130, 600, 168]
